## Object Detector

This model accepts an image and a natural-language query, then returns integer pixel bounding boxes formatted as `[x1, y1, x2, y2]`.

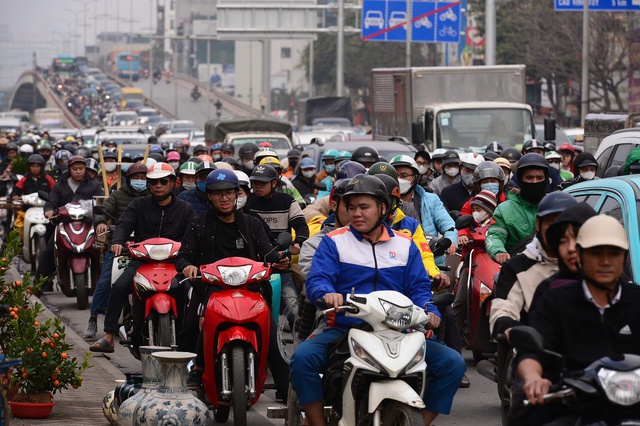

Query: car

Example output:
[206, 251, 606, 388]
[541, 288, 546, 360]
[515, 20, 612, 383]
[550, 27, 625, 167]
[563, 175, 640, 282]
[108, 111, 138, 126]
[94, 132, 147, 146]
[364, 10, 385, 29]
[123, 100, 145, 112]
[47, 128, 80, 140]
[300, 137, 417, 171]
[136, 107, 159, 124]
[310, 117, 353, 127]
[169, 120, 198, 134]
[191, 130, 205, 143]
[158, 132, 192, 145]
[593, 128, 640, 178]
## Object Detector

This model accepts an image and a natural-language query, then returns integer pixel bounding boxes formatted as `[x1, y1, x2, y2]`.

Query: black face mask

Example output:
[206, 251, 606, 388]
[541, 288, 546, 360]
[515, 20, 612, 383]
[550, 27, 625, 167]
[519, 180, 547, 204]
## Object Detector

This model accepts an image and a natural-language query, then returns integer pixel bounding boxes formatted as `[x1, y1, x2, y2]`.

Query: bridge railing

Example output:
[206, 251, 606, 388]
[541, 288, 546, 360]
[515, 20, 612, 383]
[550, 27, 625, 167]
[104, 71, 177, 120]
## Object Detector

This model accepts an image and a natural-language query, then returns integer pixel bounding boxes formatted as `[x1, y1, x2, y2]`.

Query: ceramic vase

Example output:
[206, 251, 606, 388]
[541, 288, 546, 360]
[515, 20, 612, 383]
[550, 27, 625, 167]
[118, 351, 210, 426]
[114, 372, 144, 410]
[102, 390, 118, 425]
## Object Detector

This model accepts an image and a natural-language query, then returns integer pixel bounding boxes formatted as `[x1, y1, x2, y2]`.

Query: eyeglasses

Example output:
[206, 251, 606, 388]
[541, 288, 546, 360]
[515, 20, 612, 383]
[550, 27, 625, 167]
[398, 173, 416, 180]
[210, 190, 236, 199]
[148, 178, 170, 186]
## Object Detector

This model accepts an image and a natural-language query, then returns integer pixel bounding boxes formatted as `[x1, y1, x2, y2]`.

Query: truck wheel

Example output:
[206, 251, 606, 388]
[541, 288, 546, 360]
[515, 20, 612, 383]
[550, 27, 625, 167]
[75, 272, 88, 310]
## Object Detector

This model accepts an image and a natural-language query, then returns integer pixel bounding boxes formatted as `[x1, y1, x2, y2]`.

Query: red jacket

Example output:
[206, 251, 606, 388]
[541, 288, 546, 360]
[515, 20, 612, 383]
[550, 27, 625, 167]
[457, 191, 506, 241]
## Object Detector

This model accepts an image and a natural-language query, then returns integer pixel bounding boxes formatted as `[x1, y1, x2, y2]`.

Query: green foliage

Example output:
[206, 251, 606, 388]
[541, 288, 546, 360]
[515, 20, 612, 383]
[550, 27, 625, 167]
[0, 230, 91, 396]
[10, 156, 27, 176]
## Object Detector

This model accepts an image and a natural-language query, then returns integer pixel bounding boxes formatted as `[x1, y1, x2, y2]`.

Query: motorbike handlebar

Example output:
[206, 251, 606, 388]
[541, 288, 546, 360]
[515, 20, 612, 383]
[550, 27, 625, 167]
[179, 275, 201, 285]
[522, 388, 574, 407]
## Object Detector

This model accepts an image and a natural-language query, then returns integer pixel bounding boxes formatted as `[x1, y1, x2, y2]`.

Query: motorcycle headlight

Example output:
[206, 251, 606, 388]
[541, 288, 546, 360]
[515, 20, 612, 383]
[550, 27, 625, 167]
[201, 271, 220, 283]
[405, 340, 426, 372]
[250, 270, 267, 281]
[217, 265, 251, 285]
[350, 338, 381, 372]
[379, 298, 413, 330]
[145, 243, 172, 261]
[597, 368, 640, 406]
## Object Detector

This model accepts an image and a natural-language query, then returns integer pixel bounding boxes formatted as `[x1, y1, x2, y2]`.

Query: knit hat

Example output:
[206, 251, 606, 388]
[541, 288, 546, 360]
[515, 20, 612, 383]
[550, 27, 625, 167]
[470, 190, 498, 216]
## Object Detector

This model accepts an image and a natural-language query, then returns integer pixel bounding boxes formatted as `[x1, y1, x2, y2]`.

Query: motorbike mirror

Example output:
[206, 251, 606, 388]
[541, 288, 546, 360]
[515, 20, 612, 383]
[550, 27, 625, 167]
[430, 292, 455, 307]
[455, 215, 474, 230]
[509, 326, 544, 353]
[449, 210, 461, 221]
[37, 190, 50, 202]
[429, 237, 451, 257]
[276, 232, 293, 250]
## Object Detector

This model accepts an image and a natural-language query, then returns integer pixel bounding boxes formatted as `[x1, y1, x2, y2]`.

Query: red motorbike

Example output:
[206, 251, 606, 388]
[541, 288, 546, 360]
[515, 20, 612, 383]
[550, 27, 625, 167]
[53, 201, 100, 310]
[454, 215, 501, 362]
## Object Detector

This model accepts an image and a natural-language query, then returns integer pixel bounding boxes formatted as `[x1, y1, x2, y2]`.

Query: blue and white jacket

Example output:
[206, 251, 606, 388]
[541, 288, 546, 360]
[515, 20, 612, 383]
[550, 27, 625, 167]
[306, 222, 439, 329]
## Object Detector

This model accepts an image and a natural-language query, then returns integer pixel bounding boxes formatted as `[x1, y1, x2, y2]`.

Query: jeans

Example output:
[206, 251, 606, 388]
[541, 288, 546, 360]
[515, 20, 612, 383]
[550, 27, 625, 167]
[290, 327, 466, 414]
[90, 252, 114, 316]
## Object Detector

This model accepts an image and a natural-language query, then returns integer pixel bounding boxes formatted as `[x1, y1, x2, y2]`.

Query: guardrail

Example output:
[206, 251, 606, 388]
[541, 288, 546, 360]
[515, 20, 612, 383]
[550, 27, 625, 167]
[104, 71, 177, 120]
[29, 71, 84, 129]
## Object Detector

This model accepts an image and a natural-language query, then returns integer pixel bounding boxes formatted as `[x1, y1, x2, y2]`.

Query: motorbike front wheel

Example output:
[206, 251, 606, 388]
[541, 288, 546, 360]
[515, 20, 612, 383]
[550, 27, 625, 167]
[156, 313, 173, 347]
[232, 346, 247, 426]
[380, 401, 424, 426]
[74, 272, 89, 310]
[30, 235, 46, 275]
[277, 303, 300, 364]
[213, 405, 230, 423]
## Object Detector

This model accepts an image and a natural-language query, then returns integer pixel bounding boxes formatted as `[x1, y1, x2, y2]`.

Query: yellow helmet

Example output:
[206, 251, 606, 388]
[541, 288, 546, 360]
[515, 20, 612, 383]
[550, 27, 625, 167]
[65, 136, 76, 142]
[259, 156, 282, 170]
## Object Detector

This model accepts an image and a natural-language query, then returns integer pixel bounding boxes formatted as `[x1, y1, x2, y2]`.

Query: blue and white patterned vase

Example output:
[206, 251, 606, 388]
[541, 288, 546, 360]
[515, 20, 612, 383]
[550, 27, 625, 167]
[114, 372, 144, 411]
[117, 346, 172, 426]
[118, 351, 211, 426]
[102, 390, 118, 425]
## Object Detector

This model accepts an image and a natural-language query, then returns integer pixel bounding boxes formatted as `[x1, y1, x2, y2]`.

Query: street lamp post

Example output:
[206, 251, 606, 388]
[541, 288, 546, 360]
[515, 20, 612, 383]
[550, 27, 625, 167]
[72, 0, 98, 56]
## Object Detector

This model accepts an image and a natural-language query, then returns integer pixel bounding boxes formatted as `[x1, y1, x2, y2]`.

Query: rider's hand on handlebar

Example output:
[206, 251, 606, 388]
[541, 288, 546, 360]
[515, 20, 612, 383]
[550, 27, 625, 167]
[427, 314, 441, 329]
[496, 252, 511, 264]
[446, 242, 458, 256]
[111, 244, 124, 256]
[458, 235, 469, 245]
[182, 265, 199, 281]
[273, 255, 290, 271]
[522, 372, 551, 406]
[432, 273, 450, 290]
[44, 211, 54, 219]
[96, 223, 108, 235]
[323, 293, 344, 309]
[289, 243, 301, 255]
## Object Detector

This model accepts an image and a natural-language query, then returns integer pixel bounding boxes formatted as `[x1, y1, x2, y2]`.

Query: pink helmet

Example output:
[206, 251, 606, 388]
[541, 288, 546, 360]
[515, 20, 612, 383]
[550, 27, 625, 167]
[166, 151, 181, 161]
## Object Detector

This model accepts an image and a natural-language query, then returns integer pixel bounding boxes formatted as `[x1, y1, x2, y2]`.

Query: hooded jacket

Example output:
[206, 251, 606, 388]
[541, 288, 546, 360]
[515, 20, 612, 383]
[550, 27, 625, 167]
[557, 152, 600, 190]
[44, 174, 104, 215]
[485, 190, 538, 260]
[624, 146, 640, 175]
[411, 185, 457, 266]
[94, 182, 148, 226]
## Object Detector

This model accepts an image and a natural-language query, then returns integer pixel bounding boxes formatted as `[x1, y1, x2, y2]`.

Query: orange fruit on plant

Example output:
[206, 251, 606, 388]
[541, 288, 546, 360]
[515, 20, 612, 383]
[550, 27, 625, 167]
[34, 321, 39, 327]
[53, 380, 60, 387]
[41, 352, 47, 358]
[61, 353, 68, 360]
[53, 333, 60, 339]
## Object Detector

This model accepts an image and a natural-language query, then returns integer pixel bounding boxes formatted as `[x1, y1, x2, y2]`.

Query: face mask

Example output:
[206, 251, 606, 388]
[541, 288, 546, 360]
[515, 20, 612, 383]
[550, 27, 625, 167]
[212, 154, 221, 161]
[417, 165, 429, 175]
[480, 182, 500, 195]
[519, 180, 547, 204]
[104, 163, 117, 172]
[196, 181, 207, 192]
[42, 154, 51, 162]
[92, 153, 100, 160]
[236, 196, 247, 210]
[445, 166, 459, 177]
[461, 173, 474, 187]
[121, 163, 131, 173]
[243, 160, 254, 170]
[182, 181, 196, 190]
[549, 162, 561, 170]
[130, 179, 147, 193]
[503, 173, 511, 186]
[580, 171, 595, 180]
[289, 160, 299, 169]
[472, 211, 489, 224]
[325, 164, 335, 174]
[168, 161, 179, 171]
[302, 170, 315, 179]
[398, 178, 413, 195]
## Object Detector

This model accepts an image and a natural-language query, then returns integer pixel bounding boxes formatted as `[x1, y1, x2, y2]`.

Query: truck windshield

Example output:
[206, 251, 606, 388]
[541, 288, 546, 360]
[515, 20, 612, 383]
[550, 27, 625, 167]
[437, 108, 534, 153]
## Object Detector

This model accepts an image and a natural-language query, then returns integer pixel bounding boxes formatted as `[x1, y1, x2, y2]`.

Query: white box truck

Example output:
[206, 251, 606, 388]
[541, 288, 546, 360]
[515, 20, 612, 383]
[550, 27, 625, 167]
[371, 65, 535, 153]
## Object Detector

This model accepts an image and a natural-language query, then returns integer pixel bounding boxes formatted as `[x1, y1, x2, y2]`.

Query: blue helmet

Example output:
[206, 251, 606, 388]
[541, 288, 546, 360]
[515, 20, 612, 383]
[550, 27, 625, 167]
[205, 169, 239, 191]
[150, 145, 163, 153]
[336, 160, 366, 180]
[299, 157, 315, 169]
[537, 192, 577, 218]
[211, 143, 221, 150]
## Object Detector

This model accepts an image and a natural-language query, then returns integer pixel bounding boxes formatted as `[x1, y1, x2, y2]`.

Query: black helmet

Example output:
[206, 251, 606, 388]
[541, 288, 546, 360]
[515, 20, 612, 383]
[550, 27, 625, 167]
[374, 173, 401, 211]
[147, 135, 158, 144]
[27, 154, 45, 165]
[149, 152, 165, 163]
[126, 162, 148, 177]
[368, 162, 398, 181]
[501, 148, 522, 162]
[543, 142, 556, 152]
[192, 144, 206, 155]
[473, 161, 505, 183]
[522, 139, 545, 154]
[485, 141, 503, 155]
[196, 161, 217, 176]
[351, 146, 380, 165]
[442, 150, 461, 165]
[188, 156, 204, 166]
[39, 143, 52, 152]
[103, 151, 117, 160]
[330, 178, 351, 201]
[160, 141, 169, 151]
[287, 149, 301, 159]
[336, 160, 366, 180]
[221, 142, 234, 153]
[238, 142, 260, 158]
[516, 153, 549, 181]
[537, 192, 577, 218]
[483, 151, 499, 161]
[6, 143, 18, 152]
[249, 164, 279, 182]
[344, 174, 390, 209]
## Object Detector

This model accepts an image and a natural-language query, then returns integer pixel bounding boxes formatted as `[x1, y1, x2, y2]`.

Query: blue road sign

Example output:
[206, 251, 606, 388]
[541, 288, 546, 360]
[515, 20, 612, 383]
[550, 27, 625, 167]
[555, 0, 640, 12]
[362, 0, 462, 43]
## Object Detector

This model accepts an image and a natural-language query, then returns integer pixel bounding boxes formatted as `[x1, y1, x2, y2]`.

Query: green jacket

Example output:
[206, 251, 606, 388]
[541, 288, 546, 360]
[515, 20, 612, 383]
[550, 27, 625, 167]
[485, 191, 538, 260]
[94, 182, 148, 228]
[624, 146, 640, 174]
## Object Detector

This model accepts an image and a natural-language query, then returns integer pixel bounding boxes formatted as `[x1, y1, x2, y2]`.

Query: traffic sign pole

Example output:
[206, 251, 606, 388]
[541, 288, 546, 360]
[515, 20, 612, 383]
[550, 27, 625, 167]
[406, 0, 412, 66]
[486, 0, 495, 65]
[581, 1, 589, 127]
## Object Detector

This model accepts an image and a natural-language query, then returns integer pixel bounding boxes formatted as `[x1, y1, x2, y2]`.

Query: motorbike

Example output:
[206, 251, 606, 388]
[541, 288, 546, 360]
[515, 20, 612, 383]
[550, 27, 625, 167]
[454, 215, 501, 362]
[21, 193, 49, 274]
[52, 201, 100, 310]
[510, 325, 640, 424]
[195, 233, 291, 426]
[142, 69, 150, 79]
[191, 90, 201, 101]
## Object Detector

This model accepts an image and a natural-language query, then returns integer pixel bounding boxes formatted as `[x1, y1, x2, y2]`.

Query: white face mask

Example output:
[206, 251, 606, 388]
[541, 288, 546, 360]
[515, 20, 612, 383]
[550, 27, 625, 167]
[243, 160, 254, 170]
[302, 170, 315, 179]
[549, 162, 561, 170]
[580, 171, 595, 180]
[212, 154, 221, 161]
[417, 165, 429, 175]
[236, 196, 247, 209]
[445, 166, 459, 177]
[168, 161, 180, 170]
[104, 163, 117, 172]
[472, 211, 489, 224]
[398, 178, 413, 195]
[503, 173, 511, 185]
[182, 181, 196, 190]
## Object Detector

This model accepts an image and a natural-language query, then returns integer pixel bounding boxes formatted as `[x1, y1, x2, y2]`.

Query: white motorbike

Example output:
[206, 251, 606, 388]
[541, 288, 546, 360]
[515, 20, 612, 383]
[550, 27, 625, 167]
[272, 289, 447, 426]
[21, 193, 49, 274]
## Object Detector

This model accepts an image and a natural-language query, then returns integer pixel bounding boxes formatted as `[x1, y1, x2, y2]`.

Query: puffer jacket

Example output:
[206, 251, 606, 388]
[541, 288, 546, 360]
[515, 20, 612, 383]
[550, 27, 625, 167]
[178, 188, 210, 217]
[94, 182, 148, 226]
[485, 190, 538, 260]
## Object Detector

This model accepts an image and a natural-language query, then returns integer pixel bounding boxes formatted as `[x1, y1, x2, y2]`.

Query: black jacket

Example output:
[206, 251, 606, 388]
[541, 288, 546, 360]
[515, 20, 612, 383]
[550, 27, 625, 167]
[439, 181, 475, 213]
[111, 194, 195, 246]
[291, 175, 318, 198]
[44, 174, 104, 215]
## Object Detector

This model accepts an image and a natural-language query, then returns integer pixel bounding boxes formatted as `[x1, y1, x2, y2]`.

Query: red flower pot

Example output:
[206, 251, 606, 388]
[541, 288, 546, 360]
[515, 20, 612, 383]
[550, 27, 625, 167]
[8, 400, 55, 419]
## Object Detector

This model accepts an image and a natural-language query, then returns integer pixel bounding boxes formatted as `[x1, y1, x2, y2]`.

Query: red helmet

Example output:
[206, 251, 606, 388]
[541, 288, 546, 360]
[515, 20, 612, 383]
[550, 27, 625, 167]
[557, 143, 575, 154]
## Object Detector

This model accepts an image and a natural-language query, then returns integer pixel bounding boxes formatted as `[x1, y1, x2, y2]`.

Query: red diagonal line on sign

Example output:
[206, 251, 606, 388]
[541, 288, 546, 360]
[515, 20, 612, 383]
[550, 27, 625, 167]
[362, 1, 461, 41]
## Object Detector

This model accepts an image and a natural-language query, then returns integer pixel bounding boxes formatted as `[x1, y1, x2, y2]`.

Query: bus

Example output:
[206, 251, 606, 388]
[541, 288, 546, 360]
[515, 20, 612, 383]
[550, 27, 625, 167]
[116, 52, 141, 81]
[52, 55, 77, 72]
[120, 87, 144, 108]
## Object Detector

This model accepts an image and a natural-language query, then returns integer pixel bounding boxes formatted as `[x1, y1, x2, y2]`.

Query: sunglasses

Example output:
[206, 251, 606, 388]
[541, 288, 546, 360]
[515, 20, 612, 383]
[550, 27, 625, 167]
[148, 178, 170, 186]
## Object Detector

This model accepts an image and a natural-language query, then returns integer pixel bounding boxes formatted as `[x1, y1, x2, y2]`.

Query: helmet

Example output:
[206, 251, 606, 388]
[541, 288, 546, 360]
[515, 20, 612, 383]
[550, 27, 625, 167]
[39, 143, 52, 152]
[198, 154, 213, 162]
[374, 173, 402, 209]
[322, 149, 340, 160]
[473, 161, 505, 183]
[211, 143, 222, 151]
[330, 178, 350, 201]
[351, 146, 380, 165]
[389, 155, 419, 175]
[259, 156, 282, 170]
[74, 147, 90, 159]
[287, 149, 301, 159]
[150, 145, 164, 153]
[146, 162, 176, 179]
[259, 141, 273, 148]
[494, 157, 512, 171]
[6, 143, 18, 152]
[55, 149, 71, 160]
[175, 141, 185, 149]
[557, 143, 575, 154]
[103, 151, 117, 160]
[576, 215, 629, 250]
[145, 158, 157, 168]
[148, 135, 158, 144]
[215, 161, 234, 170]
[196, 161, 217, 177]
[221, 143, 234, 153]
[233, 170, 251, 188]
[188, 157, 203, 166]
[543, 142, 556, 152]
[126, 162, 148, 177]
[460, 153, 485, 170]
[221, 157, 238, 167]
[368, 161, 398, 181]
[27, 154, 45, 165]
[166, 151, 180, 161]
[106, 140, 117, 147]
[522, 139, 545, 153]
[442, 150, 461, 165]
[483, 151, 499, 161]
[501, 148, 522, 162]
[149, 152, 165, 163]
[343, 174, 390, 209]
[67, 155, 86, 167]
[299, 158, 316, 169]
[238, 142, 260, 158]
[536, 192, 577, 218]
[545, 151, 562, 161]
[485, 141, 504, 154]
[249, 164, 279, 182]
[19, 144, 33, 154]
[517, 153, 549, 175]
[335, 150, 352, 163]
[205, 169, 239, 191]
[255, 147, 279, 163]
[161, 141, 170, 151]
[574, 152, 598, 169]
[336, 160, 366, 180]
[192, 144, 206, 155]
[179, 161, 198, 175]
[431, 148, 447, 161]
[85, 158, 99, 173]
[65, 136, 75, 142]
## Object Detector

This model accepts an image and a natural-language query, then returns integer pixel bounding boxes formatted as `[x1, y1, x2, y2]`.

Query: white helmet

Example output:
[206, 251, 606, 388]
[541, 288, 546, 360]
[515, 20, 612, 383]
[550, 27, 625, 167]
[144, 158, 157, 169]
[577, 215, 629, 250]
[233, 170, 251, 188]
[19, 144, 34, 154]
[146, 162, 175, 179]
[460, 153, 485, 170]
[214, 161, 233, 171]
